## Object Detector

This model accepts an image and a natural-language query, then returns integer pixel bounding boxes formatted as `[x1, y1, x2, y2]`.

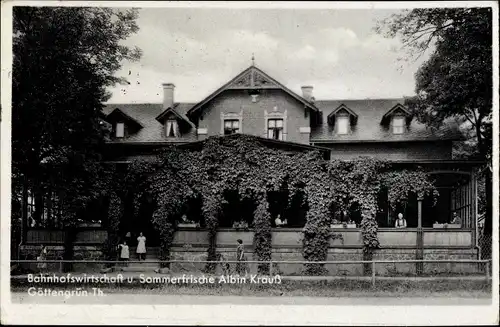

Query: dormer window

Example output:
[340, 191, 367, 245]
[155, 107, 196, 139]
[166, 119, 179, 137]
[392, 116, 405, 134]
[327, 105, 358, 136]
[105, 108, 143, 139]
[381, 104, 412, 134]
[116, 123, 125, 138]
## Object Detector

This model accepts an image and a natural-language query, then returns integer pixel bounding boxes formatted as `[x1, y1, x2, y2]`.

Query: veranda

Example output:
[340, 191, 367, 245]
[17, 135, 483, 275]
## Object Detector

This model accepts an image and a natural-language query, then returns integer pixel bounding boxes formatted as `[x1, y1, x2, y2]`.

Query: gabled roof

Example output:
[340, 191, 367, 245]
[327, 104, 358, 125]
[102, 103, 197, 143]
[187, 65, 318, 117]
[155, 104, 196, 128]
[381, 104, 412, 125]
[105, 108, 143, 130]
[311, 98, 464, 143]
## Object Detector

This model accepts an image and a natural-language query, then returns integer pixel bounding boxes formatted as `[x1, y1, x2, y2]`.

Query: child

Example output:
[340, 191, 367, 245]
[37, 245, 48, 275]
[117, 241, 130, 267]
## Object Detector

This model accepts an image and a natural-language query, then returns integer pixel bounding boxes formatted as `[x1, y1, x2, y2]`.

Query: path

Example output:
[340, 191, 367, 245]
[10, 292, 492, 305]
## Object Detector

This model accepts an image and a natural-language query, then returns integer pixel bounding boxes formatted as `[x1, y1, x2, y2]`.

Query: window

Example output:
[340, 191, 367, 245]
[392, 116, 405, 134]
[268, 118, 283, 140]
[224, 119, 240, 135]
[26, 188, 63, 229]
[336, 115, 349, 135]
[166, 120, 179, 137]
[116, 123, 124, 138]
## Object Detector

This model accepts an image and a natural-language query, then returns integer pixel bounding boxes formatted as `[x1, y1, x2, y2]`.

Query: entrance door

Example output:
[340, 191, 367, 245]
[133, 196, 160, 246]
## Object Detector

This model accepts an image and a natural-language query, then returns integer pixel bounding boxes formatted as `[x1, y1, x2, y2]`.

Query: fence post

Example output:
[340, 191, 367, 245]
[269, 261, 273, 276]
[371, 261, 376, 288]
[485, 261, 490, 280]
[416, 197, 424, 275]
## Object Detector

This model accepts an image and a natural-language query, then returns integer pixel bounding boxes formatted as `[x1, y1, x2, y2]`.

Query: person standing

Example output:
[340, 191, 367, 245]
[118, 241, 130, 267]
[37, 245, 48, 275]
[394, 213, 407, 228]
[136, 232, 147, 261]
[451, 212, 462, 225]
[275, 214, 284, 227]
[236, 239, 248, 276]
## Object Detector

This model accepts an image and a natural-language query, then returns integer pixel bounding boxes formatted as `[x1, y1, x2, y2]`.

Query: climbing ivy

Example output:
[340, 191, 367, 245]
[383, 170, 440, 209]
[253, 194, 272, 274]
[102, 191, 123, 266]
[105, 135, 438, 275]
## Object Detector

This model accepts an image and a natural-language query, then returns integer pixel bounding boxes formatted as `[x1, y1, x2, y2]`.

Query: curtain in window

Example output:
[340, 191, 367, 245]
[166, 120, 178, 137]
[116, 123, 125, 137]
[268, 119, 283, 140]
[337, 116, 349, 134]
[224, 120, 239, 134]
[392, 117, 405, 134]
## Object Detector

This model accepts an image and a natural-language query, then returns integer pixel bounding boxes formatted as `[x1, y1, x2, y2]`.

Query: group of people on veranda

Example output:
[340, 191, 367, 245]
[35, 211, 462, 275]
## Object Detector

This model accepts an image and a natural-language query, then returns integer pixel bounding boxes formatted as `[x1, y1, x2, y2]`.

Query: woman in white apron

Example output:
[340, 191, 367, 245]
[394, 213, 407, 228]
[136, 232, 146, 261]
[117, 241, 130, 268]
[236, 239, 248, 276]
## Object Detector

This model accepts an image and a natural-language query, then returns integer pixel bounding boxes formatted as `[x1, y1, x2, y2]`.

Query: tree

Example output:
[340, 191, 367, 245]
[376, 8, 493, 235]
[12, 7, 142, 231]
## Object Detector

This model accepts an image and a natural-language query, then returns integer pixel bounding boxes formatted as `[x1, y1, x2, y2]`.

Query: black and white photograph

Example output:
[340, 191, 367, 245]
[1, 1, 498, 325]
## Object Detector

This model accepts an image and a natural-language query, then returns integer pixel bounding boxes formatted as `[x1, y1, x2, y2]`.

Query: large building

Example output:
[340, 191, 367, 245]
[21, 64, 483, 275]
[102, 63, 477, 228]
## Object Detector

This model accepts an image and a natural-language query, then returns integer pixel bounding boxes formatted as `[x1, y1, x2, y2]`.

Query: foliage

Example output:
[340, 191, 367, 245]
[107, 135, 438, 275]
[327, 158, 385, 259]
[11, 7, 141, 242]
[201, 195, 221, 273]
[383, 170, 439, 209]
[151, 207, 175, 268]
[253, 195, 272, 274]
[102, 191, 123, 266]
[376, 7, 492, 234]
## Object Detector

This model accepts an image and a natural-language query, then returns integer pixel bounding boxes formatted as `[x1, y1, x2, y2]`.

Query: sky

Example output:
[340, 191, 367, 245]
[106, 7, 430, 104]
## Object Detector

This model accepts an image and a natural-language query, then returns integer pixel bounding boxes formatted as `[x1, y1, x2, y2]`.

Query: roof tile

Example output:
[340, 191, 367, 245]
[103, 103, 197, 143]
[311, 98, 463, 143]
[104, 98, 463, 144]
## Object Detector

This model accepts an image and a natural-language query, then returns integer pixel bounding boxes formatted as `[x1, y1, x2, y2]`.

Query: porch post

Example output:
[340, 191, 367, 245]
[417, 199, 422, 228]
[472, 169, 477, 247]
[416, 196, 424, 275]
[21, 175, 29, 245]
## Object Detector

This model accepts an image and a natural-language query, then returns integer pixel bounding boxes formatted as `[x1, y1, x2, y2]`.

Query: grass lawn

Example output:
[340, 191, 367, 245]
[11, 277, 492, 298]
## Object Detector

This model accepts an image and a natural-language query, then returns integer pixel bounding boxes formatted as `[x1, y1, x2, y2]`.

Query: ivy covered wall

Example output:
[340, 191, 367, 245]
[106, 135, 438, 275]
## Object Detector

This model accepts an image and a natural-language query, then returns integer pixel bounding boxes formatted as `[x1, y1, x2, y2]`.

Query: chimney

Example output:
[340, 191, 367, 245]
[162, 83, 175, 109]
[301, 85, 313, 102]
